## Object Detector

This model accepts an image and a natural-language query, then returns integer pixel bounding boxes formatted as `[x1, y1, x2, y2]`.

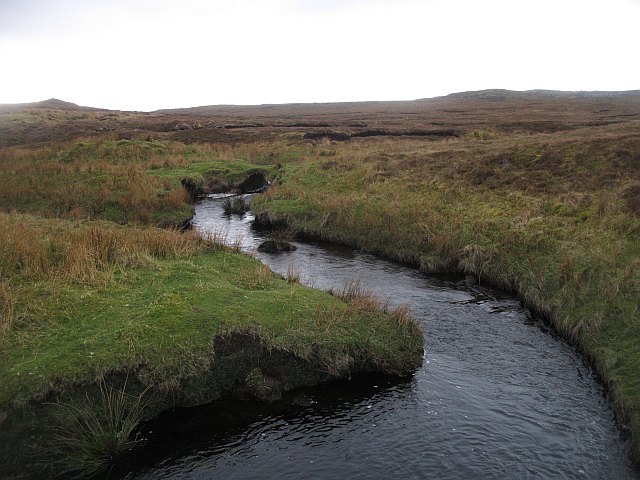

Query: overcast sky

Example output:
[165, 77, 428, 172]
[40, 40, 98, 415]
[1, 0, 638, 111]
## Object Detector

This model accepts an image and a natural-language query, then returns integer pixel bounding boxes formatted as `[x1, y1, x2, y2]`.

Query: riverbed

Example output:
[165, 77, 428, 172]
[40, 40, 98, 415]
[127, 194, 637, 479]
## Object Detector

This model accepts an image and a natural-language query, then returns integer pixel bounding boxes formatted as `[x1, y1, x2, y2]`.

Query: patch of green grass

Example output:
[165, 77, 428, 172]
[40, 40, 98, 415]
[149, 158, 278, 187]
[1, 245, 421, 408]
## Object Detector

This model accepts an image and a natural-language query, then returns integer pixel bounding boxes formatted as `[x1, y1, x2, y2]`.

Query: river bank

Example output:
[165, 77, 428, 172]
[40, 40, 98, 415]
[122, 195, 636, 479]
[0, 157, 422, 479]
[250, 132, 640, 465]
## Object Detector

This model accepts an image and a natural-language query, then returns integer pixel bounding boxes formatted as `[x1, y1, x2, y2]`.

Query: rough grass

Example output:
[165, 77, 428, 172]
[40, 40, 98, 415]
[0, 139, 280, 226]
[251, 124, 640, 463]
[0, 141, 193, 225]
[46, 379, 147, 479]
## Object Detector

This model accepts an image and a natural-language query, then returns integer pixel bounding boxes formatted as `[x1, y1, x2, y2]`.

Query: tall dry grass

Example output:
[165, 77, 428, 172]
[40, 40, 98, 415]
[330, 279, 418, 333]
[165, 186, 192, 210]
[0, 212, 224, 336]
[0, 213, 215, 282]
[0, 142, 192, 223]
[0, 281, 14, 336]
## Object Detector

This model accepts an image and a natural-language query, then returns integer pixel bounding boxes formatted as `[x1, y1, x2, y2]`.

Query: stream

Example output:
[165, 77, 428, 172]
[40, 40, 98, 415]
[127, 194, 637, 479]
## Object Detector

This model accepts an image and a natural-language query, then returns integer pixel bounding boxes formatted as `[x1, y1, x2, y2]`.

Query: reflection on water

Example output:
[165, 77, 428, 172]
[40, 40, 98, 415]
[127, 195, 637, 480]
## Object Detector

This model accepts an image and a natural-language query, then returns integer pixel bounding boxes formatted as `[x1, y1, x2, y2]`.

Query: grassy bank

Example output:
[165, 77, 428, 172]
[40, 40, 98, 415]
[0, 212, 422, 477]
[0, 138, 423, 478]
[252, 125, 640, 461]
[0, 214, 421, 403]
[0, 139, 291, 226]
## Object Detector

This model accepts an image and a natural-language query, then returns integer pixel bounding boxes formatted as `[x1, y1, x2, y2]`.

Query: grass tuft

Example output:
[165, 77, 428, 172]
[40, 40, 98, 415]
[331, 279, 376, 306]
[0, 281, 14, 337]
[286, 264, 300, 284]
[222, 197, 250, 215]
[46, 379, 147, 479]
[236, 262, 275, 290]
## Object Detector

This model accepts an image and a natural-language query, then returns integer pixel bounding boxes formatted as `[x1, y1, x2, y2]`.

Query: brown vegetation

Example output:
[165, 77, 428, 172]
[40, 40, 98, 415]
[0, 213, 218, 338]
[2, 90, 639, 147]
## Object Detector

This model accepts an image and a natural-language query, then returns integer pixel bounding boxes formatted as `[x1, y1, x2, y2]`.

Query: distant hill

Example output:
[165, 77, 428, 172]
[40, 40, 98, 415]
[1, 90, 639, 116]
[442, 89, 640, 101]
[155, 89, 640, 116]
[0, 98, 102, 113]
[154, 99, 413, 116]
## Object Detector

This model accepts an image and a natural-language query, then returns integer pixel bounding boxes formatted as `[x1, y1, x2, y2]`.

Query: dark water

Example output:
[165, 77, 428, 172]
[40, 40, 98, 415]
[128, 194, 637, 479]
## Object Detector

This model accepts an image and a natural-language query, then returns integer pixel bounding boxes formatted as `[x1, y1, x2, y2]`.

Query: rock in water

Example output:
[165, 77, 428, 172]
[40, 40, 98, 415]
[257, 240, 297, 253]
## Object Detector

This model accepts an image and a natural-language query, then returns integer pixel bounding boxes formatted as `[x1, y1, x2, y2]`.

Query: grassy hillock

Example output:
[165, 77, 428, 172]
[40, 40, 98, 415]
[0, 214, 421, 407]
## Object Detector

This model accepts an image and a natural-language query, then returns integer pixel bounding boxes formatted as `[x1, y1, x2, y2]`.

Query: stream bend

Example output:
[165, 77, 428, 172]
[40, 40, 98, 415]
[131, 195, 636, 480]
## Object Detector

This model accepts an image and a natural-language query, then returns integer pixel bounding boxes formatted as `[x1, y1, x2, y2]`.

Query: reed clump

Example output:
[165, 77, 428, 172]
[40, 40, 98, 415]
[331, 279, 421, 338]
[331, 279, 380, 313]
[286, 264, 300, 284]
[46, 379, 147, 479]
[222, 196, 250, 215]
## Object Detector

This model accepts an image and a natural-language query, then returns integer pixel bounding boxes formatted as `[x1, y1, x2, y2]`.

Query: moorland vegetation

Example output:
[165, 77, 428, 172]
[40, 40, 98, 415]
[0, 89, 639, 474]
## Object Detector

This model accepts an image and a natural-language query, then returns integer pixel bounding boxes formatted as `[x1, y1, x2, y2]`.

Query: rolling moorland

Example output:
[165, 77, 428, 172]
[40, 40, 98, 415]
[0, 89, 639, 476]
